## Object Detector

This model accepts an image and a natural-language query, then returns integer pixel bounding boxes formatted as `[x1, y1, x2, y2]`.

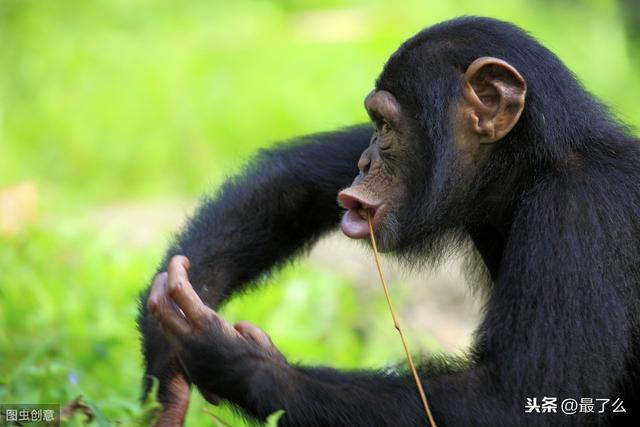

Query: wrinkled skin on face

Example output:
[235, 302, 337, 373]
[338, 90, 412, 251]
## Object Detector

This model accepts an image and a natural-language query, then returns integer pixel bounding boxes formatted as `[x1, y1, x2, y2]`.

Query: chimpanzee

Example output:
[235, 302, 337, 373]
[139, 17, 640, 427]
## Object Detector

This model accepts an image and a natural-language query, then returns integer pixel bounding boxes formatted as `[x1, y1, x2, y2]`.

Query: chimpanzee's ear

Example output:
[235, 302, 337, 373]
[463, 57, 527, 143]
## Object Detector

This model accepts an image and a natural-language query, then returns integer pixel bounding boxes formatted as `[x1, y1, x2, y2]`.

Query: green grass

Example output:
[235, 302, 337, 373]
[1, 0, 638, 425]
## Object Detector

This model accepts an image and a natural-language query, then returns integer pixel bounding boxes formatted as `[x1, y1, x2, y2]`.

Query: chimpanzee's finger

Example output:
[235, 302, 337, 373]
[234, 321, 274, 349]
[166, 255, 238, 337]
[148, 271, 192, 335]
[147, 272, 169, 315]
[166, 255, 206, 318]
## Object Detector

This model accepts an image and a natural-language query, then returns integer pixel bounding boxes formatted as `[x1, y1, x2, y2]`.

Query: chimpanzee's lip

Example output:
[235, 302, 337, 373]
[340, 203, 388, 239]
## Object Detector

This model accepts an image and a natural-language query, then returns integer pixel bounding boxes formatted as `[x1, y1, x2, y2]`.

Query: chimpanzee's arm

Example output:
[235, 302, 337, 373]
[164, 125, 372, 306]
[138, 125, 371, 424]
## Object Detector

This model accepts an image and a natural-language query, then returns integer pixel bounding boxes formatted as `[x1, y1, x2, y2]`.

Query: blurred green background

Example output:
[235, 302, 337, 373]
[1, 0, 638, 425]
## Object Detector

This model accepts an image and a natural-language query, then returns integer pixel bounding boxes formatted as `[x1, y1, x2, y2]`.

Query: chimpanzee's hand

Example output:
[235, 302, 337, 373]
[147, 256, 289, 407]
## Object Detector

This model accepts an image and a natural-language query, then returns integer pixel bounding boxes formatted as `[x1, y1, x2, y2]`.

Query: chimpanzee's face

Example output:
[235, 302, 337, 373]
[338, 90, 412, 251]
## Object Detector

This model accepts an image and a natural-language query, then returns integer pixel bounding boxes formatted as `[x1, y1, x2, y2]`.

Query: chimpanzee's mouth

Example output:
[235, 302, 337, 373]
[340, 204, 388, 239]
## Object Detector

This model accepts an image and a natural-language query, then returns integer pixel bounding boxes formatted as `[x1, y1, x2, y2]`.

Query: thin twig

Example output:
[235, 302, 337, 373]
[367, 211, 437, 427]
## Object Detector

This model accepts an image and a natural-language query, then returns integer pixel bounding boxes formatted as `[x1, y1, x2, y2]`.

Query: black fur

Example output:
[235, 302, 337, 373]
[139, 17, 640, 426]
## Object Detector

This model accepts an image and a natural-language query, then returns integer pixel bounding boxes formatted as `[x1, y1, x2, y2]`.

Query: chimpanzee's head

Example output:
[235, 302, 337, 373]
[338, 18, 529, 253]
